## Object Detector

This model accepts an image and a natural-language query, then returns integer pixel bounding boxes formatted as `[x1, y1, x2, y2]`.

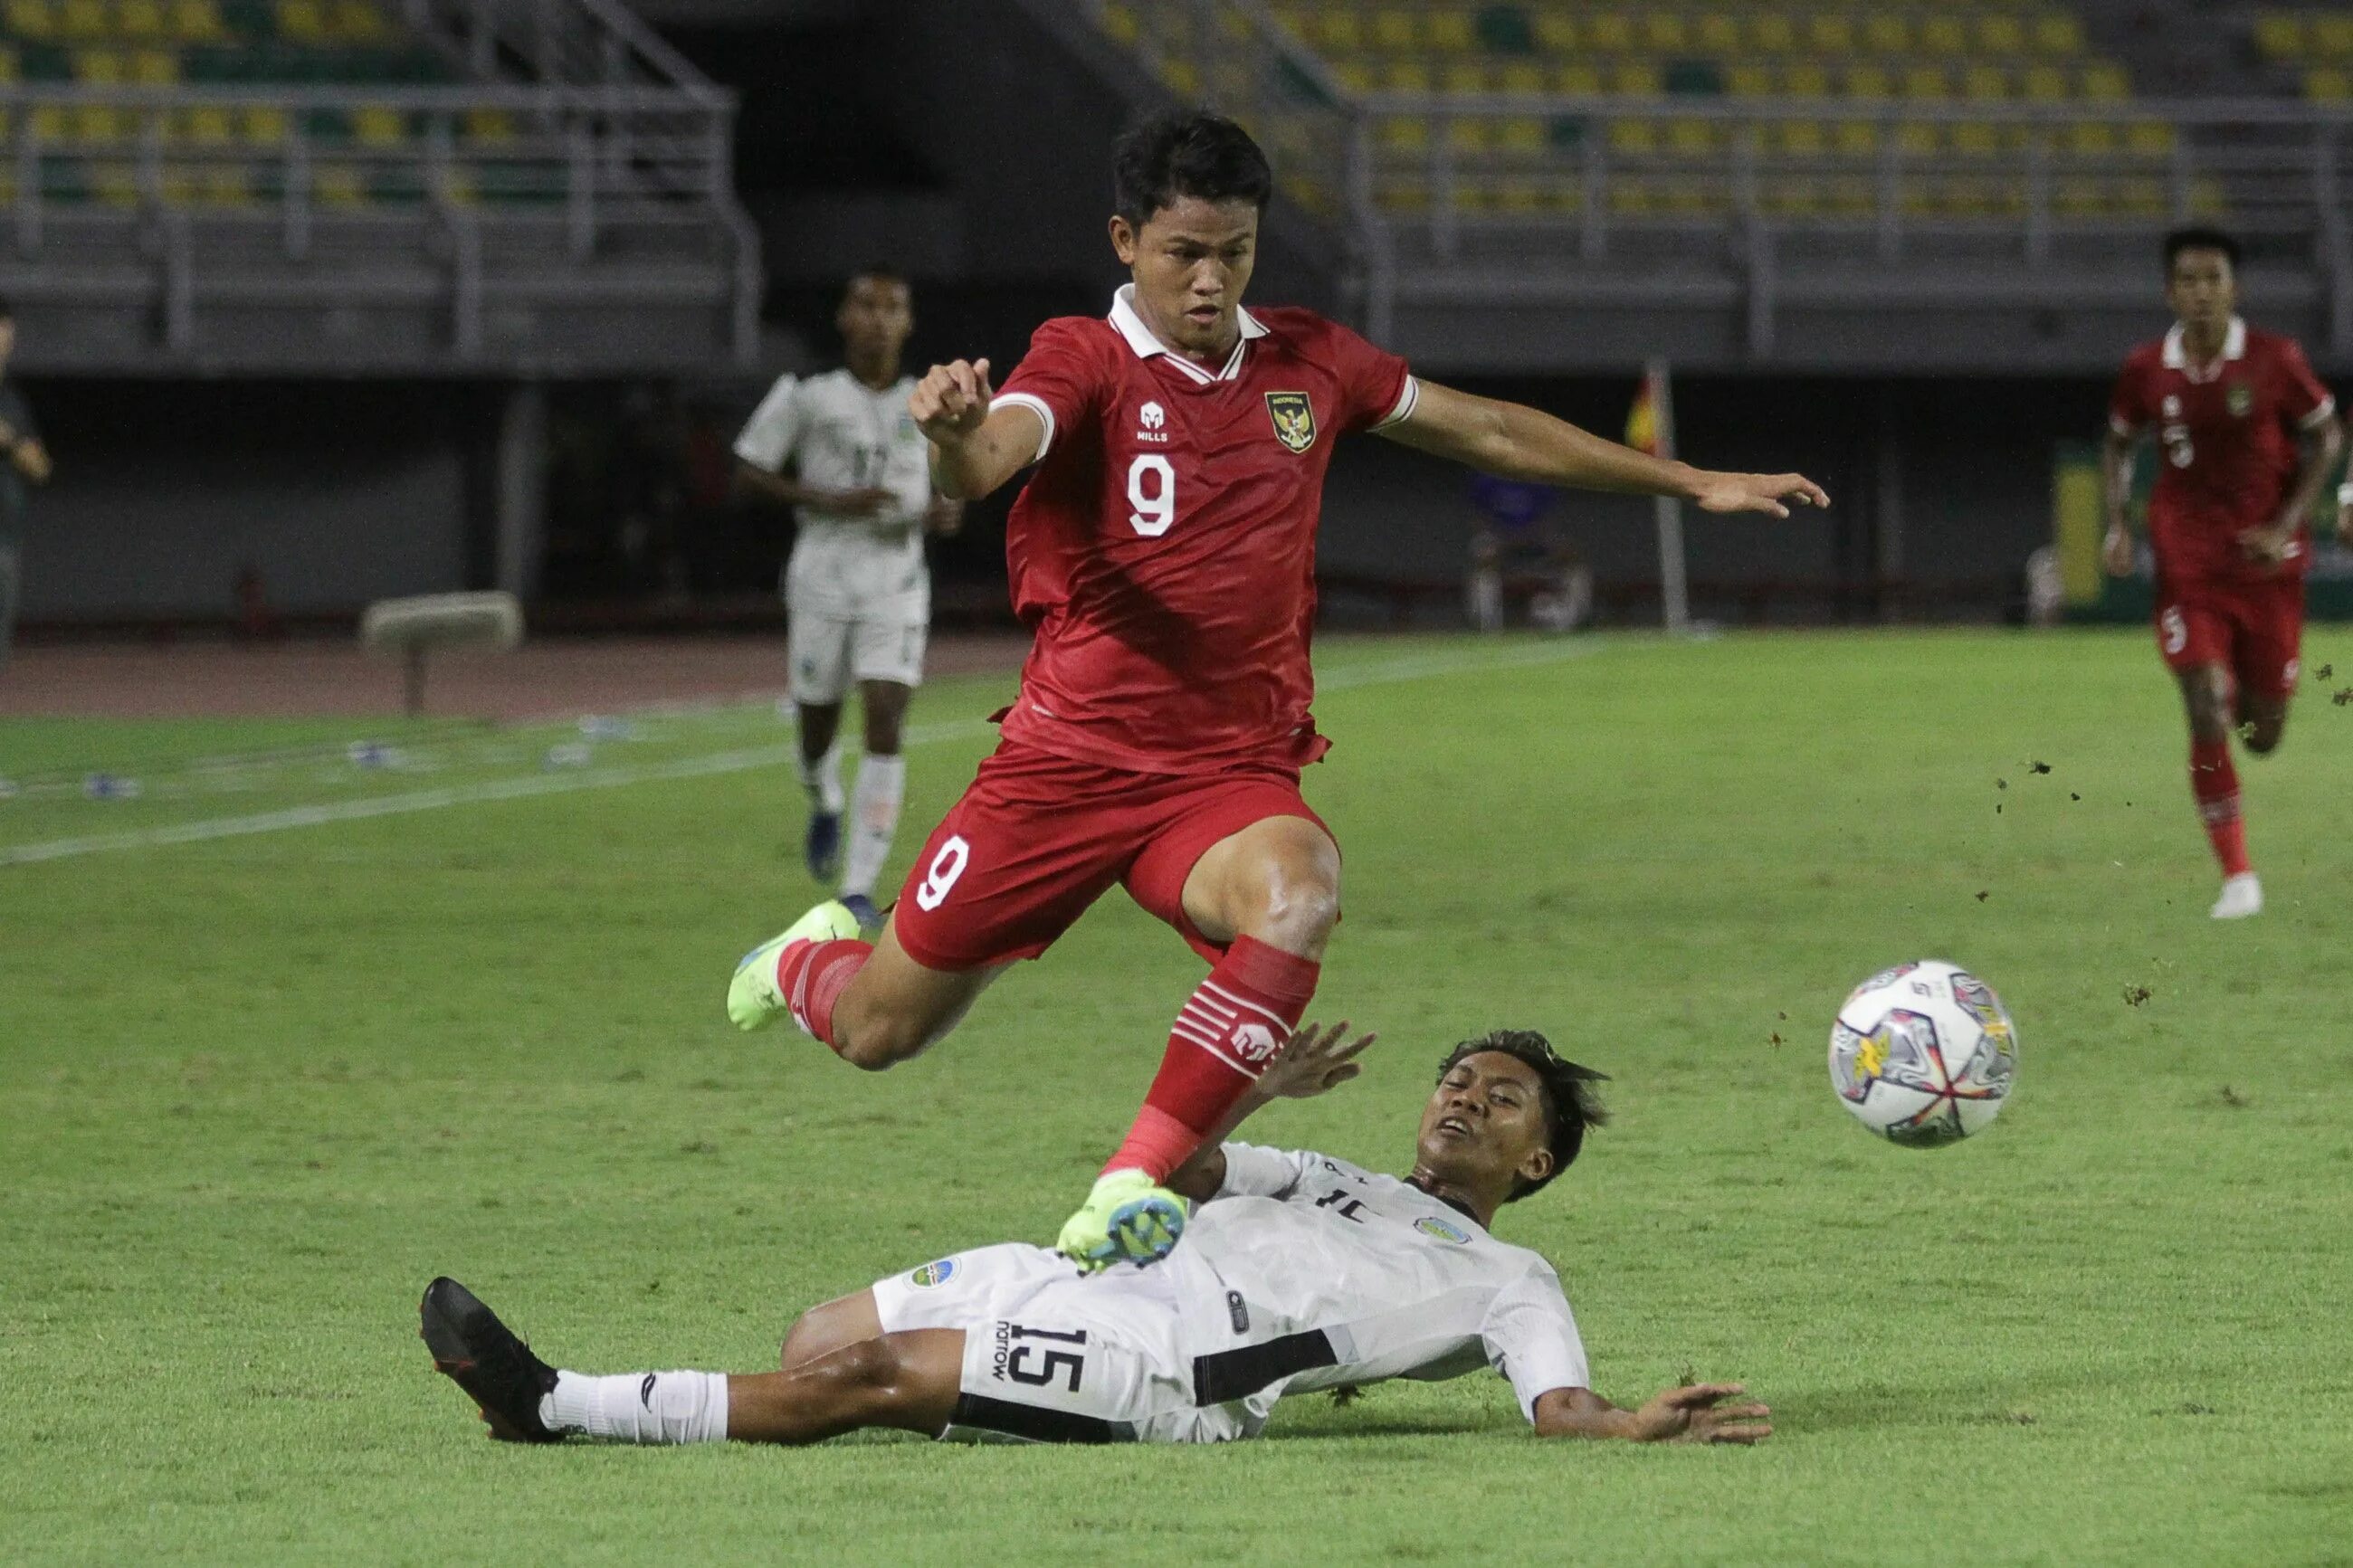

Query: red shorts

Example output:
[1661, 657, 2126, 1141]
[2153, 575, 2305, 698]
[890, 740, 1331, 971]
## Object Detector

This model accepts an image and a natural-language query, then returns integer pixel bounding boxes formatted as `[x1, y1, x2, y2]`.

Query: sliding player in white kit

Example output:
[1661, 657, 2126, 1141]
[736, 269, 959, 927]
[422, 1026, 1772, 1449]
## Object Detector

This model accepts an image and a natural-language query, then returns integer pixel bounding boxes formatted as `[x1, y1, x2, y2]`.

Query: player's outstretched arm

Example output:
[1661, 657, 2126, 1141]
[911, 357, 1041, 500]
[2100, 424, 2140, 576]
[1164, 1021, 1377, 1202]
[1530, 1383, 1772, 1445]
[1379, 380, 1827, 517]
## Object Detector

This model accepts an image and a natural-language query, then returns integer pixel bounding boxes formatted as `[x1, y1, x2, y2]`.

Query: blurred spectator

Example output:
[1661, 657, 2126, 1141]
[0, 298, 52, 670]
[1465, 473, 1590, 633]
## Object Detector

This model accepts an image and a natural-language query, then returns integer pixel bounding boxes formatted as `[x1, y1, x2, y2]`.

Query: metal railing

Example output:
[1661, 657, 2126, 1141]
[399, 0, 720, 90]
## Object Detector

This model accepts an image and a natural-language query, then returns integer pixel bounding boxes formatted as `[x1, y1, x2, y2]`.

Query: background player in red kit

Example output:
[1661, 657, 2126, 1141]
[2102, 226, 2343, 920]
[729, 112, 1829, 1265]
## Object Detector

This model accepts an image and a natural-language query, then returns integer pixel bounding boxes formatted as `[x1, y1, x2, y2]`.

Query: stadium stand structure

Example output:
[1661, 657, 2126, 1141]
[1042, 0, 2353, 373]
[0, 0, 757, 371]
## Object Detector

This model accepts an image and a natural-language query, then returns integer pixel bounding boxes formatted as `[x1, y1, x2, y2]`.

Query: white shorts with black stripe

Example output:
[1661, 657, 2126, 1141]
[870, 1243, 1264, 1445]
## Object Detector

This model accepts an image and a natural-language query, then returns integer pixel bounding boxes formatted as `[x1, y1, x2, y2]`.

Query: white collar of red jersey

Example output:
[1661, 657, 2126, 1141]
[1110, 284, 1269, 385]
[2162, 316, 2246, 378]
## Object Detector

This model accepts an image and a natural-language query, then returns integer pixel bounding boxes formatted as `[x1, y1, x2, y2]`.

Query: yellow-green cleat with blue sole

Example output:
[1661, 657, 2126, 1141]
[1056, 1169, 1187, 1271]
[728, 899, 862, 1032]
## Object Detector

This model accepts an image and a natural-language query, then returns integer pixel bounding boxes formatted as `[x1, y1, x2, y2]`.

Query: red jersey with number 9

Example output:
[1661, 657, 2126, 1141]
[986, 286, 1416, 774]
[2108, 318, 2336, 586]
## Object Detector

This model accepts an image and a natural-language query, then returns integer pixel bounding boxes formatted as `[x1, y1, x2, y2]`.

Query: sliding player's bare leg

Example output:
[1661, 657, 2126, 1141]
[779, 1288, 884, 1370]
[1059, 815, 1339, 1269]
[2178, 663, 2261, 918]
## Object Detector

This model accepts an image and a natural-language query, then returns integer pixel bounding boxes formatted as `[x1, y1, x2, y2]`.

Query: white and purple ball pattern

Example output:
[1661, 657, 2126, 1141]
[1829, 960, 2018, 1147]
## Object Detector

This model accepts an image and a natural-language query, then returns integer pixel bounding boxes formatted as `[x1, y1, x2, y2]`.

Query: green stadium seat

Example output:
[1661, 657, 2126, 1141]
[1473, 5, 1535, 57]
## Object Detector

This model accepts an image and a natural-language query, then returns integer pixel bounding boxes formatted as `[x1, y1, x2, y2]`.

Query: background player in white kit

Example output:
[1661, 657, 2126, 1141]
[422, 1025, 1772, 1449]
[736, 269, 959, 927]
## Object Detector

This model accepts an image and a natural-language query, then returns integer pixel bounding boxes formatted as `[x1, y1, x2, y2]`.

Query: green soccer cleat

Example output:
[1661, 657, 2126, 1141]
[1056, 1169, 1187, 1271]
[728, 899, 862, 1032]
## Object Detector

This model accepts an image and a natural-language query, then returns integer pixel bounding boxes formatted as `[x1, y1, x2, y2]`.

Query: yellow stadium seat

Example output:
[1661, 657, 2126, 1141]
[1762, 177, 1823, 217]
[1158, 57, 1198, 97]
[1613, 61, 1662, 97]
[1728, 62, 1774, 97]
[1498, 61, 1544, 94]
[5, 0, 55, 35]
[1774, 119, 1827, 157]
[333, 0, 389, 41]
[2116, 176, 2165, 218]
[2127, 119, 2176, 157]
[131, 45, 174, 81]
[1750, 13, 1795, 52]
[1488, 178, 1545, 214]
[1920, 15, 1966, 55]
[1903, 66, 1949, 100]
[1951, 120, 2001, 157]
[169, 0, 226, 42]
[1824, 174, 1874, 214]
[353, 104, 405, 145]
[1844, 64, 1891, 99]
[2254, 14, 2304, 61]
[463, 108, 514, 142]
[1897, 120, 1940, 157]
[1586, 12, 1631, 52]
[1786, 62, 1829, 98]
[315, 163, 367, 206]
[2053, 176, 2103, 217]
[1496, 117, 1545, 157]
[2033, 14, 2084, 54]
[2318, 16, 2353, 57]
[1978, 15, 2025, 54]
[0, 48, 16, 81]
[1698, 14, 1739, 52]
[2023, 64, 2069, 101]
[278, 0, 328, 41]
[73, 45, 121, 81]
[1384, 60, 1429, 92]
[1379, 115, 1427, 154]
[2187, 176, 2228, 220]
[1447, 118, 1488, 155]
[1666, 118, 1714, 157]
[1808, 14, 1854, 54]
[58, 0, 105, 39]
[119, 0, 165, 37]
[1424, 9, 1472, 52]
[2081, 63, 2129, 100]
[93, 161, 140, 207]
[1100, 0, 1139, 45]
[2066, 121, 2118, 157]
[2308, 67, 2353, 103]
[1551, 62, 1602, 94]
[1643, 12, 1686, 52]
[74, 102, 127, 141]
[181, 103, 231, 142]
[1332, 60, 1374, 94]
[1532, 12, 1575, 52]
[1864, 14, 1909, 54]
[30, 104, 68, 140]
[1311, 10, 1360, 52]
[1371, 8, 1414, 52]
[1964, 65, 2009, 101]
[1833, 119, 1878, 157]
[1609, 119, 1658, 157]
[1441, 61, 1487, 92]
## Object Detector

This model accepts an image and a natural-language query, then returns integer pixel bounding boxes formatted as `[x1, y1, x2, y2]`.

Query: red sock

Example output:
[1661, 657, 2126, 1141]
[776, 937, 872, 1051]
[1103, 936, 1321, 1182]
[2189, 737, 2252, 878]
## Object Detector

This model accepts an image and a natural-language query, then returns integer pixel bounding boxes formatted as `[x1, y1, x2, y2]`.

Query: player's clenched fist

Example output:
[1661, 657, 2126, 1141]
[910, 358, 995, 443]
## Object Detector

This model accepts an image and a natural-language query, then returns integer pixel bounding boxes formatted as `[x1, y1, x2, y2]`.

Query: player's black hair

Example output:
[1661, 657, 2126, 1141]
[2164, 226, 2241, 274]
[1436, 1031, 1610, 1202]
[842, 266, 907, 299]
[1110, 111, 1274, 226]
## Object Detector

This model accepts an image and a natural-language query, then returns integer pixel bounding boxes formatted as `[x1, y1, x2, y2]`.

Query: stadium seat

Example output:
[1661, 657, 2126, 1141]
[2309, 66, 2353, 104]
[57, 0, 105, 40]
[168, 0, 227, 43]
[2255, 13, 2303, 62]
[2031, 14, 2083, 54]
[2320, 15, 2353, 57]
[1808, 14, 1856, 55]
[3, 0, 56, 40]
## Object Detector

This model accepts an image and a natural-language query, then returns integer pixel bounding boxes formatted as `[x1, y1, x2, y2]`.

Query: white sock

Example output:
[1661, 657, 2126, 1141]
[795, 745, 844, 815]
[841, 752, 905, 898]
[541, 1369, 730, 1444]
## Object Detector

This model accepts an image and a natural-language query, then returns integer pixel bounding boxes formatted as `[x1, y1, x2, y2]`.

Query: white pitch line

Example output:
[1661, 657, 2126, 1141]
[0, 637, 1615, 868]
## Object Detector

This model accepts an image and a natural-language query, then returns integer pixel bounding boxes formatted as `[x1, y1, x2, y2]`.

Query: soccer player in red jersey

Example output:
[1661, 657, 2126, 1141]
[2101, 227, 2343, 919]
[729, 112, 1828, 1266]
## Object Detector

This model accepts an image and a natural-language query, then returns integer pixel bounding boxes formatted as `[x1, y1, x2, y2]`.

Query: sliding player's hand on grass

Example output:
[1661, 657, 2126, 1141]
[910, 358, 994, 444]
[1257, 1021, 1377, 1101]
[1625, 1383, 1774, 1445]
[1687, 471, 1831, 518]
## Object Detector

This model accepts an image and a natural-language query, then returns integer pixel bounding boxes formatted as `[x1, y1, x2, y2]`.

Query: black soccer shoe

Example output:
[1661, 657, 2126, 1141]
[419, 1277, 564, 1443]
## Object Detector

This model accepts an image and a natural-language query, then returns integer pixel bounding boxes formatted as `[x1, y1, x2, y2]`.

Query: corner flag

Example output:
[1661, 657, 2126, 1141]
[1630, 360, 1690, 632]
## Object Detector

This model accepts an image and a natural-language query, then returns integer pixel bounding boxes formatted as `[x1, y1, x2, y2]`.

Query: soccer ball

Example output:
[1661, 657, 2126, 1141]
[1828, 960, 2018, 1147]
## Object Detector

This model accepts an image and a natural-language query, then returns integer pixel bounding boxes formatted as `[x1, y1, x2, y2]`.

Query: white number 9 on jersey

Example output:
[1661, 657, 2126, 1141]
[1127, 455, 1176, 537]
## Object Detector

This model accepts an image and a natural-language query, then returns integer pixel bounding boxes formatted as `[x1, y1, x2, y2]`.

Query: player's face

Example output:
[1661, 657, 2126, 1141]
[1109, 196, 1260, 358]
[2166, 249, 2235, 335]
[836, 276, 913, 363]
[1416, 1052, 1555, 1201]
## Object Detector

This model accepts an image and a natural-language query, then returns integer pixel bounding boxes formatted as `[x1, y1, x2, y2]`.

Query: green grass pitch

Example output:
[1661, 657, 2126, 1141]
[4, 630, 2350, 1565]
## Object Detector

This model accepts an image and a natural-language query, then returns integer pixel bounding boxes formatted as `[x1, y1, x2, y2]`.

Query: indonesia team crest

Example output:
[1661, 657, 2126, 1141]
[2225, 383, 2253, 417]
[1265, 391, 1317, 453]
